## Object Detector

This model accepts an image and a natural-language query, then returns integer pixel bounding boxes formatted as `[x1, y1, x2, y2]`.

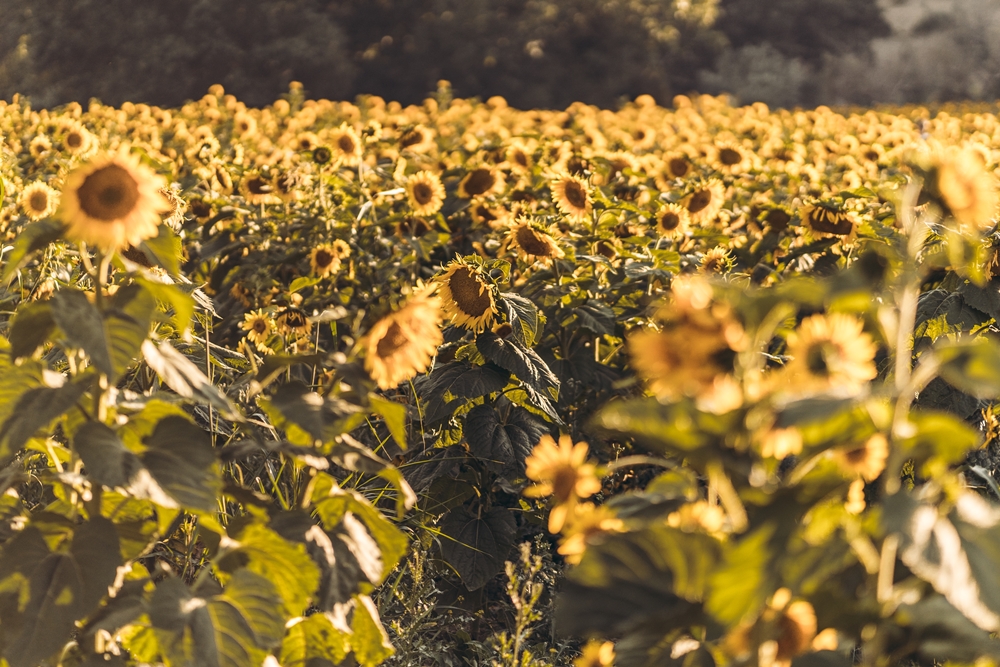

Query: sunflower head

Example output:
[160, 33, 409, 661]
[783, 313, 877, 395]
[933, 146, 998, 233]
[656, 203, 690, 238]
[683, 179, 725, 222]
[310, 244, 342, 278]
[20, 182, 59, 221]
[552, 175, 592, 222]
[458, 167, 504, 199]
[363, 287, 443, 390]
[507, 219, 563, 260]
[435, 258, 498, 332]
[406, 170, 446, 216]
[57, 150, 170, 252]
[801, 203, 854, 236]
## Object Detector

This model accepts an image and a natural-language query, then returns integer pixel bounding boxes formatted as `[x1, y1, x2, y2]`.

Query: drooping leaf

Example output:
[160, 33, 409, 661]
[438, 506, 516, 590]
[51, 289, 114, 377]
[280, 613, 351, 667]
[141, 339, 240, 420]
[141, 415, 221, 512]
[351, 594, 394, 667]
[499, 292, 542, 346]
[0, 218, 66, 285]
[8, 301, 56, 360]
[477, 332, 559, 393]
[368, 394, 407, 451]
[138, 224, 183, 277]
[419, 362, 511, 420]
[0, 377, 88, 458]
[73, 421, 143, 489]
[69, 516, 123, 613]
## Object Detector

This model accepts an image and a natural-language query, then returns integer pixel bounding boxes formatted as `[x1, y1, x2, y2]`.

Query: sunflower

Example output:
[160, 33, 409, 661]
[726, 589, 817, 667]
[398, 125, 436, 154]
[330, 123, 363, 165]
[232, 111, 258, 139]
[666, 500, 726, 537]
[29, 134, 51, 159]
[507, 219, 563, 260]
[330, 239, 351, 260]
[311, 145, 333, 166]
[558, 503, 624, 564]
[406, 171, 446, 216]
[656, 203, 690, 238]
[275, 307, 313, 337]
[800, 203, 854, 236]
[574, 640, 616, 667]
[363, 288, 443, 390]
[57, 150, 170, 252]
[834, 433, 888, 481]
[435, 260, 497, 332]
[310, 244, 342, 278]
[712, 141, 752, 174]
[19, 182, 59, 220]
[699, 246, 731, 274]
[551, 175, 592, 222]
[845, 478, 867, 515]
[271, 170, 300, 203]
[783, 313, 877, 395]
[935, 146, 998, 232]
[682, 179, 725, 223]
[241, 309, 274, 352]
[159, 187, 187, 231]
[57, 121, 93, 156]
[458, 167, 504, 199]
[665, 153, 692, 179]
[524, 434, 603, 533]
[239, 172, 280, 206]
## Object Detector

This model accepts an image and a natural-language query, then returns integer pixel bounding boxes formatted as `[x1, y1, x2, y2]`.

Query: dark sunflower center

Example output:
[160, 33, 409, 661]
[515, 226, 553, 256]
[246, 176, 270, 196]
[669, 157, 689, 177]
[77, 164, 140, 221]
[376, 321, 409, 357]
[463, 169, 496, 196]
[659, 211, 680, 231]
[252, 319, 268, 335]
[843, 445, 868, 465]
[412, 181, 434, 205]
[806, 343, 834, 375]
[719, 148, 742, 166]
[449, 267, 492, 316]
[400, 129, 424, 148]
[563, 181, 588, 210]
[338, 134, 356, 154]
[314, 249, 334, 268]
[29, 191, 49, 213]
[313, 147, 332, 164]
[687, 189, 712, 214]
[475, 205, 497, 222]
[65, 132, 84, 149]
[512, 150, 528, 167]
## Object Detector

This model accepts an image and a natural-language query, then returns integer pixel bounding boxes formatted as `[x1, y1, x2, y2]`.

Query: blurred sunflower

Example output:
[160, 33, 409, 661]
[19, 182, 59, 220]
[240, 172, 280, 206]
[558, 503, 624, 564]
[310, 244, 341, 278]
[58, 150, 170, 252]
[507, 219, 563, 260]
[552, 175, 592, 222]
[834, 433, 888, 481]
[801, 203, 854, 236]
[683, 179, 725, 223]
[363, 287, 443, 390]
[241, 309, 274, 352]
[726, 589, 817, 667]
[935, 146, 998, 232]
[275, 307, 312, 337]
[574, 640, 616, 667]
[435, 259, 497, 332]
[406, 170, 446, 216]
[783, 313, 877, 395]
[330, 123, 363, 165]
[458, 167, 504, 199]
[656, 202, 690, 238]
[524, 434, 603, 533]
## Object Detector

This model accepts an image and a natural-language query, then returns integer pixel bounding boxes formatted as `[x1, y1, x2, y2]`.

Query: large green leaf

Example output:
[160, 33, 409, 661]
[706, 525, 775, 627]
[368, 394, 407, 452]
[0, 377, 88, 458]
[51, 289, 114, 376]
[280, 613, 351, 667]
[141, 339, 240, 420]
[351, 594, 394, 667]
[464, 401, 548, 476]
[476, 331, 559, 393]
[137, 224, 182, 277]
[8, 301, 56, 360]
[140, 415, 221, 512]
[150, 569, 284, 667]
[219, 523, 321, 617]
[3, 553, 83, 667]
[313, 486, 408, 577]
[935, 338, 1000, 399]
[74, 421, 143, 488]
[438, 506, 517, 590]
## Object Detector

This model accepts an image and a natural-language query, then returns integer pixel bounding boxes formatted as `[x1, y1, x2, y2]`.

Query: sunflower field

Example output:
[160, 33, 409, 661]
[3, 82, 1000, 667]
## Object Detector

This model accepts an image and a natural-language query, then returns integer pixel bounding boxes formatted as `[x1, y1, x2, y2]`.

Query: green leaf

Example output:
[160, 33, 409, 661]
[0, 377, 88, 458]
[4, 553, 83, 667]
[0, 218, 66, 285]
[289, 275, 324, 293]
[141, 339, 241, 420]
[220, 523, 320, 618]
[898, 411, 982, 479]
[136, 277, 196, 335]
[438, 506, 516, 590]
[51, 289, 114, 377]
[351, 594, 394, 667]
[476, 331, 559, 393]
[499, 292, 542, 346]
[150, 569, 285, 667]
[935, 338, 1000, 399]
[464, 401, 547, 476]
[137, 224, 182, 277]
[74, 421, 142, 488]
[69, 517, 123, 613]
[265, 382, 364, 444]
[313, 486, 409, 577]
[141, 415, 221, 512]
[8, 301, 56, 360]
[368, 394, 407, 452]
[280, 613, 351, 666]
[706, 525, 775, 626]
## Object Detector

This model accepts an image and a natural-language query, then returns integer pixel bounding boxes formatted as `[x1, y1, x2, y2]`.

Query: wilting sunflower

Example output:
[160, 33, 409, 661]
[239, 172, 280, 206]
[935, 146, 998, 232]
[801, 203, 854, 236]
[507, 219, 563, 260]
[682, 179, 725, 223]
[310, 244, 342, 278]
[726, 589, 817, 667]
[551, 175, 592, 222]
[406, 171, 446, 216]
[275, 307, 313, 337]
[435, 259, 497, 332]
[19, 182, 59, 220]
[363, 288, 443, 390]
[524, 434, 603, 533]
[783, 313, 877, 395]
[159, 187, 187, 231]
[241, 309, 274, 352]
[700, 246, 731, 274]
[458, 167, 504, 199]
[57, 150, 170, 252]
[656, 202, 690, 238]
[834, 433, 888, 481]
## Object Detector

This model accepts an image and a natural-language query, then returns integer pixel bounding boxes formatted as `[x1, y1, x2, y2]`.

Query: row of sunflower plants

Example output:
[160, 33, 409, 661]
[0, 151, 415, 666]
[525, 151, 1000, 667]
